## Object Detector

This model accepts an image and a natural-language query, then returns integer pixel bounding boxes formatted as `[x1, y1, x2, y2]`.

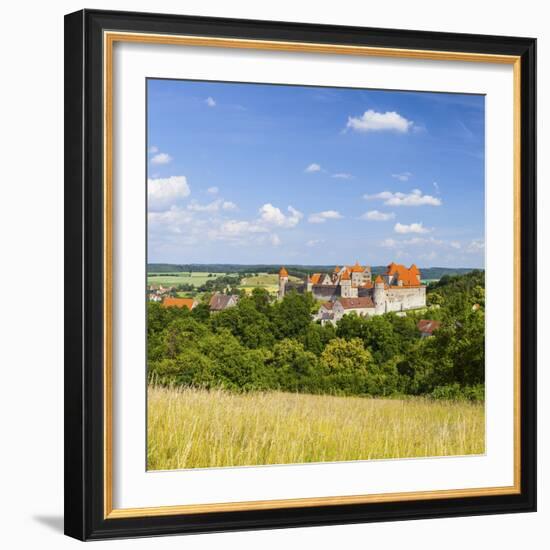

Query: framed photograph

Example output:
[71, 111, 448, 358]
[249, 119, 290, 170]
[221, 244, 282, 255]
[64, 9, 536, 541]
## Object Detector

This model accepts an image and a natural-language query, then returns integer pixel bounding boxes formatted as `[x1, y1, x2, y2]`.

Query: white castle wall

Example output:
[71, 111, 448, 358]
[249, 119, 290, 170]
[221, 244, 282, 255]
[384, 287, 426, 311]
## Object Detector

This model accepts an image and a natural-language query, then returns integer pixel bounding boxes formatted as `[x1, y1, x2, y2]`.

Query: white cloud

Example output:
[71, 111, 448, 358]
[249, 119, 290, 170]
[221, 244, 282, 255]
[270, 234, 281, 246]
[205, 97, 216, 107]
[361, 210, 395, 221]
[217, 220, 267, 238]
[148, 176, 190, 210]
[179, 202, 302, 245]
[381, 235, 463, 250]
[347, 109, 413, 133]
[207, 186, 219, 195]
[394, 222, 430, 234]
[148, 205, 194, 228]
[305, 163, 322, 173]
[332, 173, 353, 179]
[308, 210, 343, 224]
[421, 251, 437, 261]
[380, 238, 398, 248]
[150, 152, 172, 165]
[401, 236, 441, 246]
[187, 199, 222, 212]
[259, 203, 303, 228]
[364, 189, 442, 206]
[466, 239, 485, 253]
[306, 239, 324, 247]
[148, 145, 159, 154]
[392, 172, 412, 182]
[187, 199, 238, 213]
[149, 199, 303, 251]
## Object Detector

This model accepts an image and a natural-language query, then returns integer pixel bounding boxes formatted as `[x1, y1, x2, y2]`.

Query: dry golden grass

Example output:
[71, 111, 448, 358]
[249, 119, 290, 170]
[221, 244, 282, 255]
[147, 386, 485, 470]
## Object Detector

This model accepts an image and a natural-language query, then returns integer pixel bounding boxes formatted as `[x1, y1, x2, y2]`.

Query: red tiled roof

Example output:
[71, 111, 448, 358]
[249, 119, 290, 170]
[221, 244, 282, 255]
[209, 293, 238, 311]
[341, 270, 351, 281]
[162, 297, 196, 309]
[417, 319, 442, 334]
[339, 297, 375, 309]
[375, 275, 384, 284]
[350, 261, 364, 273]
[279, 267, 288, 277]
[310, 273, 321, 285]
[385, 262, 422, 286]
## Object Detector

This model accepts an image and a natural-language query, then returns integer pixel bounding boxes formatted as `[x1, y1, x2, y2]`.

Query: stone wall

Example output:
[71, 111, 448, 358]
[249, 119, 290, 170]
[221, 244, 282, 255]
[385, 287, 426, 311]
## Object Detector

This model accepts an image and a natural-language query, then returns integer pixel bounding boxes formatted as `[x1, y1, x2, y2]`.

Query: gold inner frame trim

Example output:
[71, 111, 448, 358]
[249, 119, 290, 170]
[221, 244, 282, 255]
[103, 30, 522, 520]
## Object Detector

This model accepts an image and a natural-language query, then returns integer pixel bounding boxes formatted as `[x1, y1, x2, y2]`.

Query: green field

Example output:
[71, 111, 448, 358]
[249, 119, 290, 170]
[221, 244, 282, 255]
[240, 273, 302, 294]
[147, 272, 222, 287]
[147, 385, 485, 470]
[148, 271, 303, 295]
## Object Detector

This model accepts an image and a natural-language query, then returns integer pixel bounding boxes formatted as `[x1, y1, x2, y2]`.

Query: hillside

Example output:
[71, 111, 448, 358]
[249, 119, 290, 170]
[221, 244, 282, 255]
[148, 263, 481, 281]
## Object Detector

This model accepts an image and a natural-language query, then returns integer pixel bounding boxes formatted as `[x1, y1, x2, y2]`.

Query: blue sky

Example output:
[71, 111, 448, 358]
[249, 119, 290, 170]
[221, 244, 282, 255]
[147, 79, 485, 268]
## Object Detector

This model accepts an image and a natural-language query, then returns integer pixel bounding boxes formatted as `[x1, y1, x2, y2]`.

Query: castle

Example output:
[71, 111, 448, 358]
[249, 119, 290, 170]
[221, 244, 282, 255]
[278, 262, 426, 322]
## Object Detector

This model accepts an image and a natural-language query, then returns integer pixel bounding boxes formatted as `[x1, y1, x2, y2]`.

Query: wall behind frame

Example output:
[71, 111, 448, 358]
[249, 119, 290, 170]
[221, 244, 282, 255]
[0, 1, 545, 549]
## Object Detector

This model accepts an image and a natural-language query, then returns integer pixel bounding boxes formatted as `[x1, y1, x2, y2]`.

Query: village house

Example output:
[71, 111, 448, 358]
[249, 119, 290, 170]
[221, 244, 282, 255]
[161, 296, 198, 310]
[209, 293, 240, 312]
[148, 284, 175, 302]
[417, 319, 442, 338]
[315, 296, 375, 325]
[278, 261, 426, 323]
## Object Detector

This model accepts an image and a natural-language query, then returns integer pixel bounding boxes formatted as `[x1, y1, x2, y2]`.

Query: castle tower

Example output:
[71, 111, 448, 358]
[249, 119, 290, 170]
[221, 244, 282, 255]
[374, 275, 386, 314]
[364, 265, 372, 283]
[410, 263, 421, 283]
[340, 270, 357, 298]
[306, 274, 313, 293]
[350, 261, 364, 286]
[278, 267, 289, 300]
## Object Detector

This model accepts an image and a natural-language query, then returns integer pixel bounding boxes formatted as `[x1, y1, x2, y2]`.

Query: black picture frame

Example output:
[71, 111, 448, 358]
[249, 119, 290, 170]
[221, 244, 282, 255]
[64, 8, 537, 541]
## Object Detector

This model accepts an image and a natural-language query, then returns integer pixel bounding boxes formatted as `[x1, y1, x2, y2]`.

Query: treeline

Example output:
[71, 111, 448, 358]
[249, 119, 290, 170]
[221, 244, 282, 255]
[148, 263, 480, 281]
[196, 274, 243, 293]
[147, 271, 485, 401]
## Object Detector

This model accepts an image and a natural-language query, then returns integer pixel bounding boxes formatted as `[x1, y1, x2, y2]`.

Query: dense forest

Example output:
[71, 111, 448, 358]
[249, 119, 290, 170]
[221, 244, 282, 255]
[147, 270, 485, 401]
[147, 263, 477, 281]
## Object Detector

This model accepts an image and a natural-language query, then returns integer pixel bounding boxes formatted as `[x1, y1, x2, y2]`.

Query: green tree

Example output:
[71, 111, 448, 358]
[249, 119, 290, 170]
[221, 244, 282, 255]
[271, 291, 317, 340]
[191, 302, 211, 322]
[427, 291, 444, 307]
[320, 338, 378, 395]
[161, 317, 210, 359]
[250, 287, 272, 314]
[270, 339, 319, 392]
[361, 315, 400, 364]
[335, 312, 367, 341]
[197, 330, 260, 390]
[210, 297, 275, 348]
[149, 349, 215, 387]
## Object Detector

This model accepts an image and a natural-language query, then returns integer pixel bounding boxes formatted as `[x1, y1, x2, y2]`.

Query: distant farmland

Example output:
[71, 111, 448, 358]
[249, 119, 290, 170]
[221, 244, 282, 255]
[147, 272, 224, 287]
[147, 271, 301, 294]
[148, 264, 481, 281]
[240, 273, 302, 294]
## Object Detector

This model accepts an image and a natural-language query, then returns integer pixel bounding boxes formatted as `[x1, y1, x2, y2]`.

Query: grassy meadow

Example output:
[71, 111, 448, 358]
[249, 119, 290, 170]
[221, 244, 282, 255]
[147, 385, 485, 470]
[147, 271, 221, 287]
[239, 273, 302, 295]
